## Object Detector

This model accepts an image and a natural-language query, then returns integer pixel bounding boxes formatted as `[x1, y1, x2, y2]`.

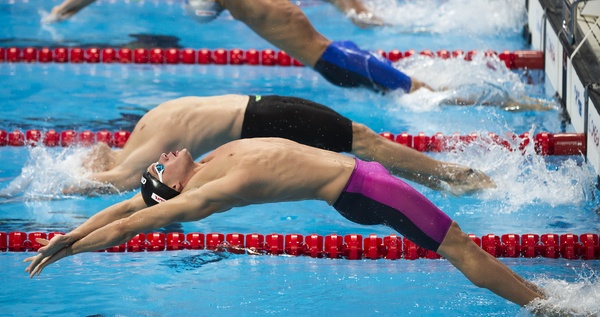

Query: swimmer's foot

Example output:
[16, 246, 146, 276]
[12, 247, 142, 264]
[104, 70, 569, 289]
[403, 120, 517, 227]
[502, 98, 555, 112]
[528, 300, 595, 317]
[442, 168, 496, 196]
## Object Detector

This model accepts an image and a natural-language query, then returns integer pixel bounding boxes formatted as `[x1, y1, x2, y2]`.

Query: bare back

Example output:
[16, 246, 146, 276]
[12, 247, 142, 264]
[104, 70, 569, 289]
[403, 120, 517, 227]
[183, 138, 356, 208]
[94, 95, 249, 191]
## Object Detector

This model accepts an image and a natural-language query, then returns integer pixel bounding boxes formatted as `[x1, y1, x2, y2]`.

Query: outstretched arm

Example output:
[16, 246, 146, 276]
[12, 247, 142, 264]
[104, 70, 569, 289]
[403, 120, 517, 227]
[24, 193, 147, 274]
[25, 181, 238, 277]
[60, 169, 143, 196]
[66, 193, 148, 242]
[44, 0, 97, 23]
[440, 94, 554, 112]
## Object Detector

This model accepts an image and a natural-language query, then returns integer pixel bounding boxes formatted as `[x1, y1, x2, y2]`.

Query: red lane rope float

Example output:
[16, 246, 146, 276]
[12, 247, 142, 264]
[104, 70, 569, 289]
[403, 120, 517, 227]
[2, 231, 598, 260]
[0, 47, 544, 70]
[0, 129, 585, 155]
[379, 131, 586, 156]
[0, 129, 131, 148]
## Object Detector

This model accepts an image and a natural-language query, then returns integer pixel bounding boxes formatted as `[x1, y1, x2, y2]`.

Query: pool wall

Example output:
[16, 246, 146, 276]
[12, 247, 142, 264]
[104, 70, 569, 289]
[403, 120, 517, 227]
[527, 0, 600, 184]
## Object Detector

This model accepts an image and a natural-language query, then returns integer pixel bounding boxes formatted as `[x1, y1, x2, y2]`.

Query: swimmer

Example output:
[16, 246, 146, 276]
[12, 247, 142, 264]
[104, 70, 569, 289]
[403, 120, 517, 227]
[70, 95, 494, 196]
[44, 0, 431, 93]
[439, 83, 556, 112]
[443, 96, 555, 112]
[25, 137, 546, 313]
[44, 0, 384, 27]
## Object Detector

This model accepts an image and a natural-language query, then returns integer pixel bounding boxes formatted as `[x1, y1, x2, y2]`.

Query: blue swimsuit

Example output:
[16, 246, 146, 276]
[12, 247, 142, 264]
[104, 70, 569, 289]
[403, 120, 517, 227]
[314, 41, 412, 93]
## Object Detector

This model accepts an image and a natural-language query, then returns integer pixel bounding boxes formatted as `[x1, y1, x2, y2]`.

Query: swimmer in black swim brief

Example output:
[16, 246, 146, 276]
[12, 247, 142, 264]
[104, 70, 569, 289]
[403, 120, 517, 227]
[55, 94, 493, 196]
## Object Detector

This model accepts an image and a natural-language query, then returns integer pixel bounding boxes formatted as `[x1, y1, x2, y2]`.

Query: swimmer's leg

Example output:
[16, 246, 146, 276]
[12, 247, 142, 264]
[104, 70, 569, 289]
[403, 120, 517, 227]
[350, 123, 495, 194]
[436, 222, 544, 306]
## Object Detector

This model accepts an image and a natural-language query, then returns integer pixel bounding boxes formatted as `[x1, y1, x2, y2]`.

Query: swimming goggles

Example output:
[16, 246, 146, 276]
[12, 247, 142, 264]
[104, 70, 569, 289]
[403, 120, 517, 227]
[154, 162, 166, 183]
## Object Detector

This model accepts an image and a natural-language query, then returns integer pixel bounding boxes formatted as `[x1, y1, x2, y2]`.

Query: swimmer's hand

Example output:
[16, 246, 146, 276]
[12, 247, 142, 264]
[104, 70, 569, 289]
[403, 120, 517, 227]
[346, 9, 388, 28]
[409, 78, 435, 93]
[443, 168, 496, 196]
[24, 235, 73, 277]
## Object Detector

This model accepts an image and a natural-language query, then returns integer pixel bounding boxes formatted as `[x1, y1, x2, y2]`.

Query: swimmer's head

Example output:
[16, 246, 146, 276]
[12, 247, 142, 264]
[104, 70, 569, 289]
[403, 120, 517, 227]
[184, 0, 225, 24]
[140, 149, 195, 206]
[140, 162, 180, 206]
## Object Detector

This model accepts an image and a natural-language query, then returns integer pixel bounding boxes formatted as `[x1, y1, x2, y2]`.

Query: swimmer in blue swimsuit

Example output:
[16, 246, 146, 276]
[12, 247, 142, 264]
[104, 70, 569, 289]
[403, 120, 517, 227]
[26, 138, 549, 313]
[45, 0, 429, 93]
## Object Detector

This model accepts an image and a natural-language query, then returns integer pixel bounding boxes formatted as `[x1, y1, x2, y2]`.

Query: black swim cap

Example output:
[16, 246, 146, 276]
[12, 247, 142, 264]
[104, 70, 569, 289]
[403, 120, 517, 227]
[140, 171, 180, 206]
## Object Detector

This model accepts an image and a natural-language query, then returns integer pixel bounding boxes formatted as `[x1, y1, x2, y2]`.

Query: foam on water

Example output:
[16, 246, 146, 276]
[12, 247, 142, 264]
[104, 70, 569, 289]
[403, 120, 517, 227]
[436, 129, 598, 212]
[2, 130, 596, 216]
[368, 0, 527, 34]
[389, 53, 554, 112]
[520, 264, 600, 316]
[0, 146, 109, 200]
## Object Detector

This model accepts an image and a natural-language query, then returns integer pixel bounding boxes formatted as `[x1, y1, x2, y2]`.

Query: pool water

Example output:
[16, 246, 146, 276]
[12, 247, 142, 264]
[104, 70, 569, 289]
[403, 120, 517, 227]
[1, 0, 600, 316]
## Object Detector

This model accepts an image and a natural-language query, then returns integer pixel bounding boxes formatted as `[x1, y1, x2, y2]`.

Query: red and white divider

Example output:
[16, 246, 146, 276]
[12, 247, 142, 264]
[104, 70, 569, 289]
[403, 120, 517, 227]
[2, 231, 598, 260]
[0, 129, 585, 155]
[0, 47, 544, 70]
[379, 131, 586, 156]
[0, 47, 301, 66]
[0, 129, 131, 148]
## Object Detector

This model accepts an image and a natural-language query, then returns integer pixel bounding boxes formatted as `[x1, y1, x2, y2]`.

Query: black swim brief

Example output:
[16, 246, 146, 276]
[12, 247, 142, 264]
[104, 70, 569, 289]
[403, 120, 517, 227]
[240, 95, 353, 152]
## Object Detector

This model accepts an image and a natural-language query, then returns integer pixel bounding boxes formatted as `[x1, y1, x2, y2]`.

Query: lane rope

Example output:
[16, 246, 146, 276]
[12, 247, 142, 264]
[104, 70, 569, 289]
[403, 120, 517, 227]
[0, 129, 586, 155]
[0, 47, 544, 69]
[3, 231, 598, 260]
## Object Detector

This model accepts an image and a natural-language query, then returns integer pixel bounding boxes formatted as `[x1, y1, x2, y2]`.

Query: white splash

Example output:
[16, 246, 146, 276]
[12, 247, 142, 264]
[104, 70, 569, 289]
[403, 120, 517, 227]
[399, 53, 524, 91]
[521, 265, 600, 316]
[440, 128, 597, 211]
[0, 146, 104, 200]
[386, 53, 554, 112]
[368, 0, 527, 34]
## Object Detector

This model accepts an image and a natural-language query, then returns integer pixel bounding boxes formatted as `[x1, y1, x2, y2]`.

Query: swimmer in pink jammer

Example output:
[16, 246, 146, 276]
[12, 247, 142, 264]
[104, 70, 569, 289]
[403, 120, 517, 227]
[25, 137, 564, 315]
[71, 95, 494, 196]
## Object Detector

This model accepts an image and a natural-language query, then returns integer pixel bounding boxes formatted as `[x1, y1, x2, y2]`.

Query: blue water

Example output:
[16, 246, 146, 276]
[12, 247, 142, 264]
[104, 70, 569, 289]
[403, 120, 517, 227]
[1, 0, 600, 316]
